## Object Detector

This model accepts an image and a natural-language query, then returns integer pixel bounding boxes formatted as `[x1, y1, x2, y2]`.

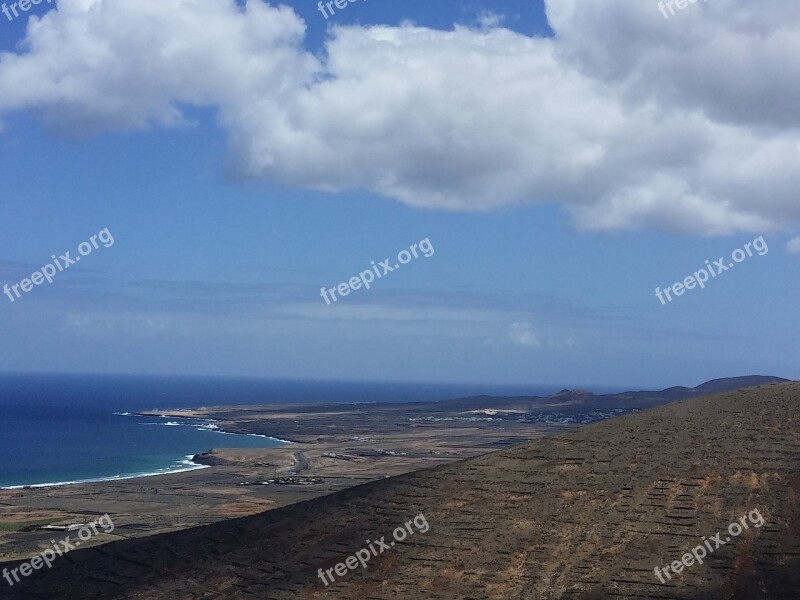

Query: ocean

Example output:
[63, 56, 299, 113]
[0, 373, 623, 488]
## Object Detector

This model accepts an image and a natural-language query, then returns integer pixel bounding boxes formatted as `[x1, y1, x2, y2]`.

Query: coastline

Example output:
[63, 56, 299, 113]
[133, 411, 297, 444]
[0, 455, 211, 491]
[0, 411, 292, 490]
[3, 382, 748, 563]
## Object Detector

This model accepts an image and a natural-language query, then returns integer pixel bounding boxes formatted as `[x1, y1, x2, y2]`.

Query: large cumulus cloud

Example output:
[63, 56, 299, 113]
[0, 0, 798, 234]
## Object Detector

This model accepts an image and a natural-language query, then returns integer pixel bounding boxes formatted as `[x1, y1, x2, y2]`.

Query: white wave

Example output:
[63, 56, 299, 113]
[208, 429, 294, 443]
[139, 418, 292, 443]
[0, 460, 211, 490]
[193, 423, 219, 431]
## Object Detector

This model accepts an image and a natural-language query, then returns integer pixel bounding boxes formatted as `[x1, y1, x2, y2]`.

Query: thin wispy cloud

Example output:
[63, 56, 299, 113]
[509, 321, 540, 348]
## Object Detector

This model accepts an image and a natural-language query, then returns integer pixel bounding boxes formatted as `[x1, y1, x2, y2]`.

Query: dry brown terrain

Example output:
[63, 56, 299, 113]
[3, 379, 695, 562]
[0, 401, 564, 563]
[3, 381, 798, 599]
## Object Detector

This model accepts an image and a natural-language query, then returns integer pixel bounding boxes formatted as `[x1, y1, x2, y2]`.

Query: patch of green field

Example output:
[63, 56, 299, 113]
[0, 519, 54, 532]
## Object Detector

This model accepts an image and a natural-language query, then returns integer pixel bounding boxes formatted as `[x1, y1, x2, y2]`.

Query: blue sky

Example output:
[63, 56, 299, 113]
[0, 0, 798, 388]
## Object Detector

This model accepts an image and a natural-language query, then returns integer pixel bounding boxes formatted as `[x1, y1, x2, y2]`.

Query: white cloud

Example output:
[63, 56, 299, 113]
[476, 11, 506, 29]
[1, 0, 799, 234]
[509, 321, 540, 348]
[547, 336, 576, 349]
[0, 0, 315, 134]
[787, 237, 800, 254]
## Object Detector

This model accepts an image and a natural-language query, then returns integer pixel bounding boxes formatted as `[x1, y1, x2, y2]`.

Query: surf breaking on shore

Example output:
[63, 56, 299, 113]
[132, 413, 295, 444]
[0, 455, 211, 490]
[1, 411, 291, 490]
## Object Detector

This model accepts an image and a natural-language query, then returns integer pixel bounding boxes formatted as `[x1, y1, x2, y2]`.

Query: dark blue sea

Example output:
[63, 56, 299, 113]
[0, 373, 624, 488]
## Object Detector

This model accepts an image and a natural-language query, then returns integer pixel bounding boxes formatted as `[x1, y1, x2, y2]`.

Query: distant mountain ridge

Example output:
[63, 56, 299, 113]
[434, 375, 790, 412]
